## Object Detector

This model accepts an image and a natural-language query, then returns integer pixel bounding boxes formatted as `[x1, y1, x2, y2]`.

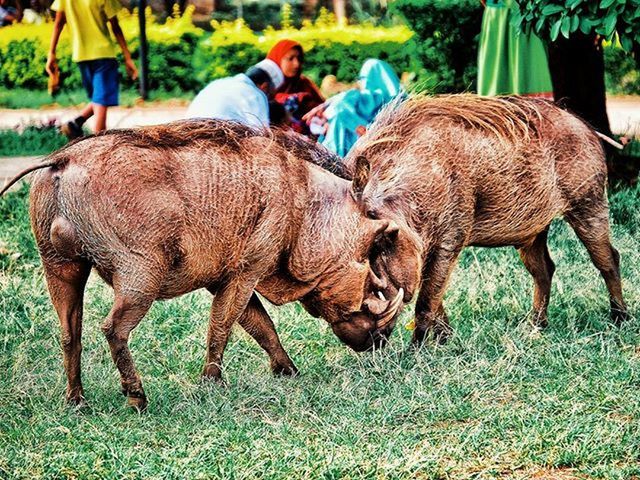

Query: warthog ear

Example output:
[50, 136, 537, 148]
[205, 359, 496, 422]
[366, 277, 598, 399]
[352, 155, 370, 197]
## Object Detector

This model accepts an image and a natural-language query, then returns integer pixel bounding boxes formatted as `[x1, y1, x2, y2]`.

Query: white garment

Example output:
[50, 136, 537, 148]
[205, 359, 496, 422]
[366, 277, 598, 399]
[186, 74, 269, 128]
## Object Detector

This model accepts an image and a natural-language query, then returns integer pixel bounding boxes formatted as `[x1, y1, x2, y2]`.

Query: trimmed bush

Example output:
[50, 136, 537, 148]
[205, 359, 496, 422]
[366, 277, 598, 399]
[0, 7, 417, 96]
[605, 45, 640, 96]
[390, 0, 484, 93]
[0, 126, 67, 157]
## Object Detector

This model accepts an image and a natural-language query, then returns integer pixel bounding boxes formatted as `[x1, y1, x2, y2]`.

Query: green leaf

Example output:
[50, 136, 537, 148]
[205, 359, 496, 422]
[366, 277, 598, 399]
[570, 14, 580, 32]
[620, 34, 633, 51]
[561, 16, 571, 37]
[579, 16, 594, 34]
[603, 12, 618, 36]
[600, 0, 616, 7]
[542, 4, 566, 15]
[551, 18, 562, 40]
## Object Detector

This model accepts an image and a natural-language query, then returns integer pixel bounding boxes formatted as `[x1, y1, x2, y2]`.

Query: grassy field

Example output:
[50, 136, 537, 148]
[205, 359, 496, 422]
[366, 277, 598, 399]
[1, 182, 640, 479]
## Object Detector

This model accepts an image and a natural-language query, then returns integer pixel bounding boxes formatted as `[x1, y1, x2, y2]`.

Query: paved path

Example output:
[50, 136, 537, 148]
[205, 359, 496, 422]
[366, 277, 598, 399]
[0, 97, 638, 134]
[0, 105, 188, 132]
[0, 156, 41, 191]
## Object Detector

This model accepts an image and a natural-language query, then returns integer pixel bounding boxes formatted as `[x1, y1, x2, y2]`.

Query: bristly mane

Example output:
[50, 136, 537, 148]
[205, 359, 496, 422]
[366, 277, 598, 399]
[362, 94, 549, 152]
[48, 118, 350, 177]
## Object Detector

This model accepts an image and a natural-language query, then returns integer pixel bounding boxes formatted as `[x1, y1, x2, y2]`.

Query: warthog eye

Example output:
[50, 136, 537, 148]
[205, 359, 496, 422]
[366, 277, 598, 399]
[366, 209, 378, 219]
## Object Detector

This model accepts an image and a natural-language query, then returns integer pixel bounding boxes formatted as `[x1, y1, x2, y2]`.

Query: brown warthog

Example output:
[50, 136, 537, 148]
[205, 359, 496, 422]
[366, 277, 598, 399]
[343, 94, 628, 343]
[1, 120, 415, 409]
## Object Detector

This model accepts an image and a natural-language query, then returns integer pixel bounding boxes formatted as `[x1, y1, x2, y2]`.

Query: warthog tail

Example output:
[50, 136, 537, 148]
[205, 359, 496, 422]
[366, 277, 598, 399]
[0, 161, 58, 196]
[595, 131, 624, 150]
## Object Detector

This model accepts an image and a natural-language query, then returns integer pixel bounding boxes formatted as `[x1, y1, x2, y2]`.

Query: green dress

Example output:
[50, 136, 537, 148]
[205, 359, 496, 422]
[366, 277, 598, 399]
[477, 0, 553, 96]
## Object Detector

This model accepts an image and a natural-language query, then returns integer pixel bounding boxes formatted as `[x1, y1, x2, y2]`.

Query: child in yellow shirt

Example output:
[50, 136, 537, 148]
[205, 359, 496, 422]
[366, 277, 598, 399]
[46, 0, 138, 138]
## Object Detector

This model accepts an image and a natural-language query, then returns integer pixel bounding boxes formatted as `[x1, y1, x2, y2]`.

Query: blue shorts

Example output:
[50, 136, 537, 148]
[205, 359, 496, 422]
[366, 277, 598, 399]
[78, 58, 119, 107]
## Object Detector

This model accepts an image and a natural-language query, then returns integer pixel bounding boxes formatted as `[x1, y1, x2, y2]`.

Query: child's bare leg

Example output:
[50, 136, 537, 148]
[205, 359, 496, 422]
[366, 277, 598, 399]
[93, 104, 107, 132]
[79, 103, 93, 120]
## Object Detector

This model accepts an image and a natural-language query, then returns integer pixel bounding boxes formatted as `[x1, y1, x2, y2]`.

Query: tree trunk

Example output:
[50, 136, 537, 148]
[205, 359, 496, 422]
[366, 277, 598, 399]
[546, 33, 612, 137]
[333, 0, 346, 25]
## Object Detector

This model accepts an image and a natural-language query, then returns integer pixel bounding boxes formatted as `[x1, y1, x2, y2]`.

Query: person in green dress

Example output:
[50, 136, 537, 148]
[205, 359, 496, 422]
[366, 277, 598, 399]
[477, 0, 553, 98]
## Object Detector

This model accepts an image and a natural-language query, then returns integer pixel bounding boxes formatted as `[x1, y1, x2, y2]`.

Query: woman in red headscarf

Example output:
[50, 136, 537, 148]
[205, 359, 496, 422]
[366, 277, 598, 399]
[267, 39, 324, 133]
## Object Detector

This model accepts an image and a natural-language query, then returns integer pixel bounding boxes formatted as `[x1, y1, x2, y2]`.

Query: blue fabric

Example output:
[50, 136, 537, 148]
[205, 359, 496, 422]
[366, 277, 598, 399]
[321, 59, 401, 157]
[78, 58, 119, 107]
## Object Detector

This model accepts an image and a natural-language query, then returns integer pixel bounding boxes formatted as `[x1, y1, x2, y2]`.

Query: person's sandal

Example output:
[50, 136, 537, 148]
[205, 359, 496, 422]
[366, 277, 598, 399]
[61, 120, 84, 140]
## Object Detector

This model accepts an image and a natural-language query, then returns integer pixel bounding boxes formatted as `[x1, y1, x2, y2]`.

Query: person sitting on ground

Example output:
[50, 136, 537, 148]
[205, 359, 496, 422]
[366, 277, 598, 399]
[266, 39, 325, 133]
[186, 59, 284, 128]
[21, 0, 45, 24]
[0, 0, 21, 26]
[46, 0, 138, 139]
[303, 59, 401, 157]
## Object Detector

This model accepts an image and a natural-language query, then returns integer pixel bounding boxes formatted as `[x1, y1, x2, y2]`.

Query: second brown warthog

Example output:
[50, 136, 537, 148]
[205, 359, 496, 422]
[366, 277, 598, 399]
[4, 120, 418, 410]
[343, 94, 628, 343]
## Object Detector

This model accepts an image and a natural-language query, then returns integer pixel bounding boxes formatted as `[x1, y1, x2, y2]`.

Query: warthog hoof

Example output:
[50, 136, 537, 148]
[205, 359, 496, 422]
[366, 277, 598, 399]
[611, 304, 629, 326]
[271, 361, 299, 377]
[127, 394, 148, 412]
[121, 383, 147, 411]
[530, 311, 549, 329]
[202, 365, 223, 383]
[411, 325, 451, 346]
[66, 388, 86, 408]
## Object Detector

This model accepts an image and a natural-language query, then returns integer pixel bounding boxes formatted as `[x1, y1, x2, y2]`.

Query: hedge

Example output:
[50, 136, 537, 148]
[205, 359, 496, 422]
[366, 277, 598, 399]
[390, 0, 484, 93]
[0, 7, 419, 95]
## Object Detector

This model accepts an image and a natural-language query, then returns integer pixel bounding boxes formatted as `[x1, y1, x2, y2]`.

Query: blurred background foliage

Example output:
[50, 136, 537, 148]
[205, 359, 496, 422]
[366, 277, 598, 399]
[0, 0, 638, 99]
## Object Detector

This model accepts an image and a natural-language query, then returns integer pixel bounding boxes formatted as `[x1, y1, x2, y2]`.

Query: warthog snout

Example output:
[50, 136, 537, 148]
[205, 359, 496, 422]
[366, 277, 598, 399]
[331, 288, 404, 351]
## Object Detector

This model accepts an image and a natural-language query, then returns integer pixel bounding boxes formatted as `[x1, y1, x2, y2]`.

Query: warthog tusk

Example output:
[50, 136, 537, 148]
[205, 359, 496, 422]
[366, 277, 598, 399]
[377, 291, 386, 301]
[376, 288, 404, 330]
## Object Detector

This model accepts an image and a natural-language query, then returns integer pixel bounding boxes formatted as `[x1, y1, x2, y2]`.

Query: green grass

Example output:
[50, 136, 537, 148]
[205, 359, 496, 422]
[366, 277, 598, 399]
[0, 88, 194, 110]
[1, 183, 640, 479]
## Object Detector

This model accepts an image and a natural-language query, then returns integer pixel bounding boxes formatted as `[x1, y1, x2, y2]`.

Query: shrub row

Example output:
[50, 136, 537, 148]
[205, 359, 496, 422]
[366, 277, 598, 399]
[0, 7, 423, 95]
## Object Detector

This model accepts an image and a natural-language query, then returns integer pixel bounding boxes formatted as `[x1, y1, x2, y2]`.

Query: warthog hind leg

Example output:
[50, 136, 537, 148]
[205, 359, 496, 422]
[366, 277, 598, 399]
[236, 293, 298, 376]
[566, 209, 628, 324]
[203, 277, 258, 381]
[44, 261, 91, 405]
[517, 228, 555, 328]
[413, 247, 461, 345]
[101, 293, 153, 411]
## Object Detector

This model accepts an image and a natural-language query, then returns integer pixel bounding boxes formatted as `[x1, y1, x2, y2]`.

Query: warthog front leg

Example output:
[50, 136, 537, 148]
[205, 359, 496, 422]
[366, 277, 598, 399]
[203, 277, 258, 381]
[237, 294, 298, 376]
[101, 294, 153, 411]
[413, 247, 461, 345]
[44, 261, 91, 405]
[518, 228, 555, 328]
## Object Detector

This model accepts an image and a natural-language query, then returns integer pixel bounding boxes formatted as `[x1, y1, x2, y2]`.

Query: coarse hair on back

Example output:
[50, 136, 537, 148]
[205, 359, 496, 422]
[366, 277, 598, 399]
[345, 94, 564, 223]
[48, 119, 344, 172]
[355, 94, 559, 161]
